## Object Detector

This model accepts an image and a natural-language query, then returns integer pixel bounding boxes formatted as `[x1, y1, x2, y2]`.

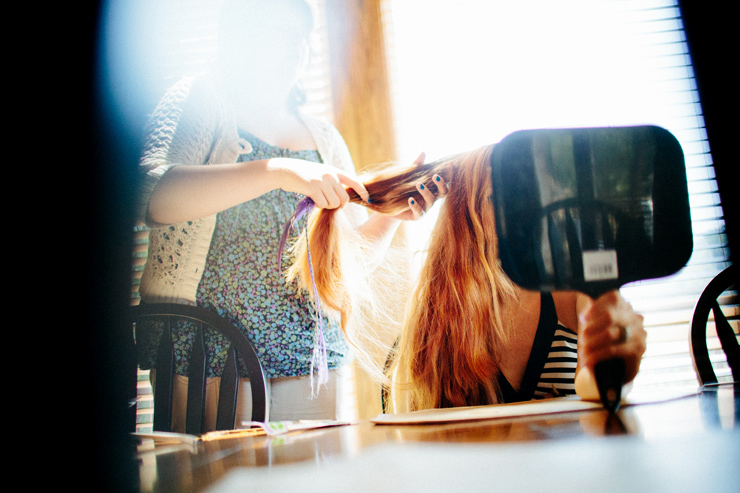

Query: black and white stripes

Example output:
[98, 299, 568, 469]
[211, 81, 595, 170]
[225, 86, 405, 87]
[533, 325, 578, 399]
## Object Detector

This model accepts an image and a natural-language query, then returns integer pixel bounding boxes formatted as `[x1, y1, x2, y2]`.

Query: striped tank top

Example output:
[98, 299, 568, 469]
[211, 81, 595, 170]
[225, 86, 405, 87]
[498, 292, 578, 402]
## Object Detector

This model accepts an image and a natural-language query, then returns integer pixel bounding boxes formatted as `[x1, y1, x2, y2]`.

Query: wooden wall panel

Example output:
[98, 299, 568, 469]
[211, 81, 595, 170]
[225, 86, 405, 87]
[325, 0, 397, 170]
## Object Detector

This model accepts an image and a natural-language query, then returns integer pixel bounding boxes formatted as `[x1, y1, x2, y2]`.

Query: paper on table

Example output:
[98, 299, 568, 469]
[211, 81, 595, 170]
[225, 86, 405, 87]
[372, 396, 599, 425]
[133, 419, 356, 447]
[371, 387, 700, 425]
[238, 419, 357, 436]
[132, 431, 203, 446]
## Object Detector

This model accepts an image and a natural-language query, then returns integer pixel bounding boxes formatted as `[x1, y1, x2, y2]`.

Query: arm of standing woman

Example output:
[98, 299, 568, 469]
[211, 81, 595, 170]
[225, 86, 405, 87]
[147, 157, 371, 225]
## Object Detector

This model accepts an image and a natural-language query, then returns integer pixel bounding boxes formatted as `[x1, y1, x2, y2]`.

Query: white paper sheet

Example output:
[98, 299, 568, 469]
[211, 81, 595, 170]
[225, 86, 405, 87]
[371, 387, 700, 425]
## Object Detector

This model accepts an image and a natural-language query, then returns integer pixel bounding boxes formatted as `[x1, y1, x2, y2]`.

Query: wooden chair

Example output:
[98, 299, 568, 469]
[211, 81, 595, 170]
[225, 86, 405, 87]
[131, 303, 268, 433]
[690, 264, 739, 385]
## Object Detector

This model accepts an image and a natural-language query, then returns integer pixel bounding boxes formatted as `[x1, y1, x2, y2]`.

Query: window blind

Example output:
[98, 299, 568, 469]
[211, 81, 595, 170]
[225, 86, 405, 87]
[380, 0, 735, 392]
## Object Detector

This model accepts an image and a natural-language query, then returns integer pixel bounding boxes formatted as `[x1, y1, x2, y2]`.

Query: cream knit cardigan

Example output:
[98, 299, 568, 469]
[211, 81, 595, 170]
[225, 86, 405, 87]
[137, 76, 363, 306]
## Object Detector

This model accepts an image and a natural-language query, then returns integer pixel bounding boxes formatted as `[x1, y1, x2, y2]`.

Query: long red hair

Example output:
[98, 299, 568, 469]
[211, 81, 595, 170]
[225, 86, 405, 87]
[286, 144, 517, 409]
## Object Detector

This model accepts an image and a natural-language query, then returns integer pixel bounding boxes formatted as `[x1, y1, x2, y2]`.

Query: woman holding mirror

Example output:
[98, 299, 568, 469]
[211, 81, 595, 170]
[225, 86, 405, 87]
[288, 144, 647, 412]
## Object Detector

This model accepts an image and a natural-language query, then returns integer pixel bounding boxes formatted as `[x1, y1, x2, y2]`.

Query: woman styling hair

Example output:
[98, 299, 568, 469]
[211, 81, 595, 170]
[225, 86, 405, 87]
[290, 144, 647, 412]
[135, 0, 442, 431]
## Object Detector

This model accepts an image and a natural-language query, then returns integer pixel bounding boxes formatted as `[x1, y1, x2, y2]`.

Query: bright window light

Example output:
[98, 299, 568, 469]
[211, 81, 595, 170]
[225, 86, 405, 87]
[383, 0, 731, 391]
[386, 0, 698, 161]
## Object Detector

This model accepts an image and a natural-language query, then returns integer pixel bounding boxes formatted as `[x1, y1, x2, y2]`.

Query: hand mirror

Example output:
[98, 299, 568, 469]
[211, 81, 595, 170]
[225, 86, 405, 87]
[490, 125, 693, 409]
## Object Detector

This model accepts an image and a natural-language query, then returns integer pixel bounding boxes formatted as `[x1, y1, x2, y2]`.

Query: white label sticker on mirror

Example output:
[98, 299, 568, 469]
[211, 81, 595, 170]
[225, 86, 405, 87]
[582, 250, 618, 282]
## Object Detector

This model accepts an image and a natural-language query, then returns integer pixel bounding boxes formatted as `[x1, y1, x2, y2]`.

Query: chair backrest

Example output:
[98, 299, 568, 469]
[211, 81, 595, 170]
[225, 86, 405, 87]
[131, 303, 268, 433]
[533, 199, 638, 290]
[690, 264, 739, 385]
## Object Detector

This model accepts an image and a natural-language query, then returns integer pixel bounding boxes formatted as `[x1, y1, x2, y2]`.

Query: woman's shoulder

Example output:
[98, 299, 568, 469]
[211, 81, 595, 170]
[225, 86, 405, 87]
[153, 75, 223, 121]
[140, 75, 228, 170]
[551, 291, 581, 332]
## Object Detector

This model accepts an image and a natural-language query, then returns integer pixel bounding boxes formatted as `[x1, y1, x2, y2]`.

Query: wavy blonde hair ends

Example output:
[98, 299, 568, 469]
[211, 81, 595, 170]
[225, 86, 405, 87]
[287, 144, 517, 409]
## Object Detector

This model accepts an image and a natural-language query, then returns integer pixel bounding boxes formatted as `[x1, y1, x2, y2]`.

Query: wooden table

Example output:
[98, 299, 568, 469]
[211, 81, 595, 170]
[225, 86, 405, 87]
[136, 383, 739, 492]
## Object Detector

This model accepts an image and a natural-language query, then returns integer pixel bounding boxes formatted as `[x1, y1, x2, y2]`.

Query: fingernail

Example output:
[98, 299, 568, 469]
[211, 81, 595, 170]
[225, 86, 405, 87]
[419, 183, 425, 190]
[435, 175, 441, 182]
[410, 199, 415, 204]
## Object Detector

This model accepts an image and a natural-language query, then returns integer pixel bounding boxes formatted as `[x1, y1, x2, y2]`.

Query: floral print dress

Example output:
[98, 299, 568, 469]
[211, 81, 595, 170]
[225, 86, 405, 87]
[136, 130, 350, 379]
